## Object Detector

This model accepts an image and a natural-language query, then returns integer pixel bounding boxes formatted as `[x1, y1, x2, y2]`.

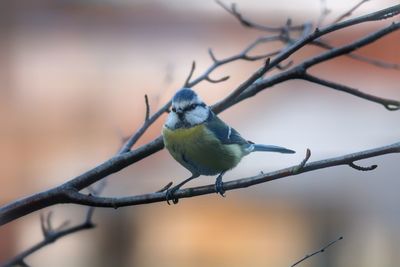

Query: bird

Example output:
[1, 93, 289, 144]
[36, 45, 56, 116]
[162, 88, 295, 203]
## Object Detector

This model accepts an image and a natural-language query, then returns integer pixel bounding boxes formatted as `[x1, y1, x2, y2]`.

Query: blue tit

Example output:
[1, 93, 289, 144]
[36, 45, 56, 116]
[162, 88, 295, 203]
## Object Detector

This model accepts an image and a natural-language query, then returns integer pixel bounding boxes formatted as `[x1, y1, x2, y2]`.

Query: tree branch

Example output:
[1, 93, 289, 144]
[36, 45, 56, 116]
[332, 0, 370, 24]
[2, 217, 94, 267]
[58, 142, 400, 208]
[1, 5, 399, 226]
[216, 0, 306, 32]
[232, 21, 400, 109]
[302, 74, 400, 110]
[290, 236, 343, 267]
[220, 1, 400, 70]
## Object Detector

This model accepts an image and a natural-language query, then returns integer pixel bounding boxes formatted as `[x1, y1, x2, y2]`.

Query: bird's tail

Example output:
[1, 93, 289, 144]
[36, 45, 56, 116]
[252, 144, 295, 154]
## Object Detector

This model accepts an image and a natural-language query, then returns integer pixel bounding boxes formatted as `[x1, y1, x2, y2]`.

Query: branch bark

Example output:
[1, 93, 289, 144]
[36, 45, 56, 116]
[40, 142, 400, 208]
[0, 4, 399, 227]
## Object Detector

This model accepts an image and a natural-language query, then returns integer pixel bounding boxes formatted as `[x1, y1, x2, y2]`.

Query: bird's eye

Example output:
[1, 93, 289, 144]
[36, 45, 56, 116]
[189, 104, 196, 110]
[171, 107, 176, 112]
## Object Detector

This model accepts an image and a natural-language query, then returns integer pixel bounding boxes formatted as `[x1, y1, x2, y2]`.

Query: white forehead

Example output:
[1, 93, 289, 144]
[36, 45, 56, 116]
[173, 95, 203, 109]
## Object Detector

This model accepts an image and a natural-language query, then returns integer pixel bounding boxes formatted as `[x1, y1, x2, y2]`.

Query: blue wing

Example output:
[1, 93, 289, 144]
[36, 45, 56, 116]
[205, 112, 249, 146]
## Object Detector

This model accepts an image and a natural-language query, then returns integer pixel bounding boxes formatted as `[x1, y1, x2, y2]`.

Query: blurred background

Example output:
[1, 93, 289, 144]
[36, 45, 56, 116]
[0, 0, 399, 266]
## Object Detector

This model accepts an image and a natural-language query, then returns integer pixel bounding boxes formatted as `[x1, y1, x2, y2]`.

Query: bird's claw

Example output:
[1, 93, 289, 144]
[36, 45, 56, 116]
[215, 176, 226, 197]
[165, 188, 179, 205]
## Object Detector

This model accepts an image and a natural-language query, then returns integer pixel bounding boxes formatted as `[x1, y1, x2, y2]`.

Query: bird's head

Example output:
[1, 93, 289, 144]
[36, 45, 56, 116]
[165, 88, 210, 129]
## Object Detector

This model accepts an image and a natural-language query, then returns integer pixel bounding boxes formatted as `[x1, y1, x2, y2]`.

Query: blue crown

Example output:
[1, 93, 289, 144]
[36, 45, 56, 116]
[172, 88, 197, 103]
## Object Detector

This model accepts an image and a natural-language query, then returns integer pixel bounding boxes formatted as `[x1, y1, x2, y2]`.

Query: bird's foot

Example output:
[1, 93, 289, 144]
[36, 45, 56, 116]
[165, 187, 180, 205]
[215, 175, 226, 197]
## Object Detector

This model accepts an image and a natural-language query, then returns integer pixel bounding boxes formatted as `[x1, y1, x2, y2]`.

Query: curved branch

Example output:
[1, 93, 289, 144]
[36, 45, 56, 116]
[233, 21, 400, 109]
[1, 5, 399, 226]
[291, 236, 343, 267]
[60, 142, 400, 208]
[302, 74, 400, 110]
[2, 219, 94, 267]
[216, 0, 306, 32]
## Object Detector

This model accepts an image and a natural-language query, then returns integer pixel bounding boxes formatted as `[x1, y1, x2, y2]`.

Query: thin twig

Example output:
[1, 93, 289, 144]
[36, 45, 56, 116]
[292, 149, 312, 174]
[302, 74, 400, 111]
[332, 0, 370, 24]
[2, 3, 399, 266]
[188, 36, 281, 87]
[232, 21, 400, 111]
[1, 5, 400, 226]
[216, 0, 306, 32]
[221, 0, 400, 71]
[156, 182, 173, 193]
[183, 61, 196, 87]
[317, 0, 331, 27]
[3, 154, 108, 266]
[144, 94, 150, 122]
[349, 162, 377, 171]
[311, 40, 400, 70]
[290, 236, 343, 267]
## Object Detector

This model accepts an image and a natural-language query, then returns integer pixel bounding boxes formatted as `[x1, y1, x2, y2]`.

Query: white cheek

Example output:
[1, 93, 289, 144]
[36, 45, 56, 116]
[165, 112, 179, 128]
[185, 107, 209, 125]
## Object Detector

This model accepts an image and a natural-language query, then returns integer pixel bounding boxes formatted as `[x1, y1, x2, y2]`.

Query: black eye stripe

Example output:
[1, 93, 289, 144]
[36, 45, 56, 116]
[172, 102, 205, 113]
[183, 103, 197, 111]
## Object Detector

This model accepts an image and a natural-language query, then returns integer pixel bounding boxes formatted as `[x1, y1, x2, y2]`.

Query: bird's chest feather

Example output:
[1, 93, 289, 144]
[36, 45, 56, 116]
[162, 125, 242, 175]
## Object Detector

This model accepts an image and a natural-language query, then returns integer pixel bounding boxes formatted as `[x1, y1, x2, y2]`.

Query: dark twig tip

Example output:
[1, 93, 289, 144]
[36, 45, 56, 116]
[208, 48, 218, 63]
[291, 236, 343, 267]
[144, 94, 150, 122]
[206, 75, 230, 83]
[293, 148, 311, 173]
[157, 182, 173, 193]
[385, 102, 400, 111]
[184, 61, 196, 87]
[349, 161, 377, 171]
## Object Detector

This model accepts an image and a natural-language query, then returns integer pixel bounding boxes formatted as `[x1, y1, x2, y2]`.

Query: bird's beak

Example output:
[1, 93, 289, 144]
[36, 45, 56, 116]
[176, 109, 184, 116]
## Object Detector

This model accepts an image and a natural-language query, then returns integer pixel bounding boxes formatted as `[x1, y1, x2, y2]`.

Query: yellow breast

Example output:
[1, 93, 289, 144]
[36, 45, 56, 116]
[162, 124, 243, 175]
[162, 124, 205, 146]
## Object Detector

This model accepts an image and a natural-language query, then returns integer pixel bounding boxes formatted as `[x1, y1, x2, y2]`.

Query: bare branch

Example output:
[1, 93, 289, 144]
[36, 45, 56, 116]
[290, 236, 343, 267]
[317, 0, 331, 27]
[1, 4, 399, 226]
[188, 36, 281, 88]
[62, 142, 400, 208]
[183, 61, 196, 87]
[302, 74, 400, 111]
[217, 0, 399, 70]
[332, 0, 370, 24]
[349, 161, 377, 171]
[216, 0, 305, 32]
[144, 94, 150, 122]
[156, 182, 173, 193]
[1, 219, 95, 267]
[276, 60, 293, 70]
[118, 101, 170, 153]
[311, 40, 400, 70]
[232, 21, 400, 110]
[208, 48, 218, 63]
[292, 149, 312, 173]
[301, 23, 400, 70]
[3, 3, 399, 266]
[205, 75, 230, 83]
[212, 58, 270, 113]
